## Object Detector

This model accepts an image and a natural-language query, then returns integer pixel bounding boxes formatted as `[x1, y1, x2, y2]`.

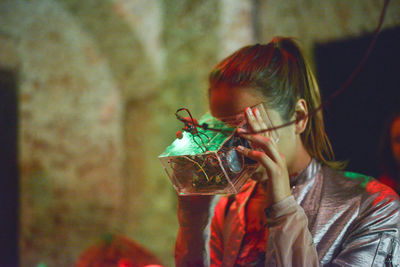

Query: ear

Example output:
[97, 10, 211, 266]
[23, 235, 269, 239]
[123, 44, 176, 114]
[295, 99, 308, 134]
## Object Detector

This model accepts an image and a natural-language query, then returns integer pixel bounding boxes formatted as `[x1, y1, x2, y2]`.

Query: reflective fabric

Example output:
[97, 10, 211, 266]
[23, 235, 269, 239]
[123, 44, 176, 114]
[176, 159, 400, 266]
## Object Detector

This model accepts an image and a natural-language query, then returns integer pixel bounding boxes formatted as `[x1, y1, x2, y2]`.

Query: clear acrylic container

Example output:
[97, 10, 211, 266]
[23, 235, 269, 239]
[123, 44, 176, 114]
[159, 113, 257, 195]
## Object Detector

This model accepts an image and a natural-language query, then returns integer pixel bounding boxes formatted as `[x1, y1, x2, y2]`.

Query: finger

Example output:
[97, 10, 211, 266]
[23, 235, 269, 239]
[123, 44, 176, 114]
[237, 130, 282, 164]
[257, 104, 280, 143]
[250, 106, 280, 150]
[236, 145, 276, 176]
[253, 107, 269, 137]
[250, 165, 269, 183]
[245, 107, 262, 133]
[237, 127, 282, 167]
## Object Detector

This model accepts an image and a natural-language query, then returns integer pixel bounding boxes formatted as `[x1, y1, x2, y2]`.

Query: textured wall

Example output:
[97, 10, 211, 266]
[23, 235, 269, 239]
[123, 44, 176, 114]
[0, 0, 399, 266]
[257, 0, 400, 63]
[0, 0, 125, 265]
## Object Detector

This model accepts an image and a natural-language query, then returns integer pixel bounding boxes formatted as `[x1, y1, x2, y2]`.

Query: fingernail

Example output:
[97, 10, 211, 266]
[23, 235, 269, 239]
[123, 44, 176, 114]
[236, 145, 244, 152]
[254, 108, 261, 118]
[245, 107, 252, 115]
[237, 128, 246, 134]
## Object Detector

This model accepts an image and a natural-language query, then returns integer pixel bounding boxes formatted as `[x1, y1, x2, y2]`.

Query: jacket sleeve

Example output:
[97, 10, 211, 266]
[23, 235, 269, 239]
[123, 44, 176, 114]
[330, 184, 400, 266]
[175, 224, 211, 267]
[175, 196, 221, 267]
[265, 195, 319, 266]
[209, 196, 231, 266]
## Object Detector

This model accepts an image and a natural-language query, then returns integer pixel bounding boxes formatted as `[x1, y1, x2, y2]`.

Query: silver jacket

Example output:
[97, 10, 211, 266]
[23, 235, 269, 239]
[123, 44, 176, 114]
[289, 159, 400, 266]
[176, 160, 400, 266]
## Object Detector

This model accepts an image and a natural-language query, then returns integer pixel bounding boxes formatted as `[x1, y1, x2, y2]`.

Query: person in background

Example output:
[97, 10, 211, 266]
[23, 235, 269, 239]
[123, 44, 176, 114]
[75, 234, 164, 267]
[174, 37, 400, 266]
[378, 110, 400, 195]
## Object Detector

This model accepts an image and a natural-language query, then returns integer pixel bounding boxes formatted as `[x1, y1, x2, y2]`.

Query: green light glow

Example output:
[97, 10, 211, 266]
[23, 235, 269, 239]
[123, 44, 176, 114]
[159, 112, 235, 157]
[343, 171, 372, 189]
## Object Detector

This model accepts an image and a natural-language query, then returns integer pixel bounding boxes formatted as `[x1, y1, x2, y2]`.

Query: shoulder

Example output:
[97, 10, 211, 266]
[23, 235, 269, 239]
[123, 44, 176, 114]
[320, 165, 400, 215]
[316, 166, 400, 243]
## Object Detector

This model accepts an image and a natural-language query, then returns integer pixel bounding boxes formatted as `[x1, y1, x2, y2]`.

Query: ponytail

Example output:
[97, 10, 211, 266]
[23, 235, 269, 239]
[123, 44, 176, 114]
[209, 37, 344, 169]
[302, 59, 344, 169]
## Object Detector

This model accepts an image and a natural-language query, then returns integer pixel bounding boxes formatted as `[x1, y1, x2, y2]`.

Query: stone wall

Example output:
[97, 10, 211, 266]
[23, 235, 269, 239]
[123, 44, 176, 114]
[0, 0, 398, 266]
[0, 0, 124, 265]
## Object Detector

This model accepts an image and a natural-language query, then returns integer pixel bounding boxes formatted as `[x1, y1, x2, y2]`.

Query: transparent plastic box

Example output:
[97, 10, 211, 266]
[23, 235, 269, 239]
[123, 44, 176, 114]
[159, 113, 257, 195]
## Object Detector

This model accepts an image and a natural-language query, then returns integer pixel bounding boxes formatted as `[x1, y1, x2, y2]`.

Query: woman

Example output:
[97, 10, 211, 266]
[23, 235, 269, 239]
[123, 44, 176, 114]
[378, 111, 400, 194]
[175, 37, 400, 266]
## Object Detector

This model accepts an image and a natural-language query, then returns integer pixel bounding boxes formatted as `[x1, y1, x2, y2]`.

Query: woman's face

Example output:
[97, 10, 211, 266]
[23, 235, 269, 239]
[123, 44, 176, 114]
[390, 116, 400, 166]
[209, 84, 298, 169]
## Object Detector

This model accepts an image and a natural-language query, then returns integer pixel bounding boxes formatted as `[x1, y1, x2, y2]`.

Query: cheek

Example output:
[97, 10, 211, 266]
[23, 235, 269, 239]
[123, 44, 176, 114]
[276, 127, 296, 157]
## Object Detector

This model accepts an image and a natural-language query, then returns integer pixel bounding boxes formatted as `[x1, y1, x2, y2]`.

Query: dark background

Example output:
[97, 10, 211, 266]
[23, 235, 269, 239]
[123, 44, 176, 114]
[315, 26, 400, 178]
[0, 69, 19, 267]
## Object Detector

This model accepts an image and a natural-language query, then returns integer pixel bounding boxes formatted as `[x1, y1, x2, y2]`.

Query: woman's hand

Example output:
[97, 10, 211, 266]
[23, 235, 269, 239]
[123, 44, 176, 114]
[236, 107, 291, 206]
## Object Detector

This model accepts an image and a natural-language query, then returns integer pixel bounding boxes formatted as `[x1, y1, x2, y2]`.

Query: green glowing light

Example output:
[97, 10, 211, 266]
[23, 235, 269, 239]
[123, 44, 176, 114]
[343, 171, 373, 189]
[160, 112, 235, 157]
